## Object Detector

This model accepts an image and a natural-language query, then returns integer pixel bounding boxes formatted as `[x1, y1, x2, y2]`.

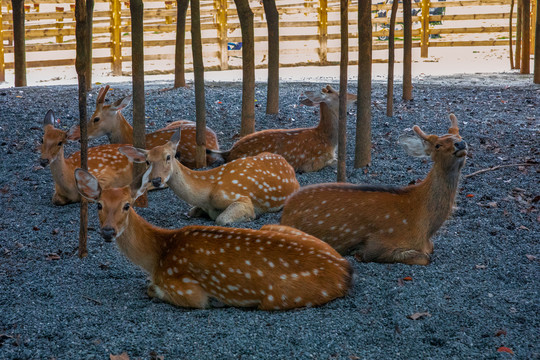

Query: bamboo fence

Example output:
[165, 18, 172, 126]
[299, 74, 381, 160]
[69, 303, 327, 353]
[0, 0, 537, 79]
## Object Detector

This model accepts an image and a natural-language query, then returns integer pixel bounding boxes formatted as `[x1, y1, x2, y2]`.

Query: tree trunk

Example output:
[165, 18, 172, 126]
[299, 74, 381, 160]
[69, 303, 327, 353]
[402, 0, 412, 100]
[516, 0, 522, 69]
[386, 0, 399, 117]
[510, 0, 515, 69]
[130, 0, 148, 207]
[234, 0, 255, 136]
[174, 0, 189, 88]
[354, 0, 372, 169]
[75, 0, 89, 258]
[337, 0, 348, 182]
[521, 0, 531, 74]
[85, 0, 94, 90]
[191, 0, 207, 168]
[263, 0, 279, 115]
[11, 0, 26, 87]
[534, 0, 540, 83]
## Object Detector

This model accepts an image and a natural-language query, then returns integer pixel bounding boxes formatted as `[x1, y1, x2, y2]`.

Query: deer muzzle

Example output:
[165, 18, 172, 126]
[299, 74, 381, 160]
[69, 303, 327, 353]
[101, 226, 116, 242]
[151, 177, 163, 188]
[40, 158, 50, 167]
[454, 141, 467, 157]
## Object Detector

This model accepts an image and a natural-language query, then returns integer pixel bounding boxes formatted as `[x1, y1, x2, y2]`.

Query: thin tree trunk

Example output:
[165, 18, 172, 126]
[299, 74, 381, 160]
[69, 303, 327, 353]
[534, 0, 540, 83]
[402, 0, 412, 100]
[85, 0, 94, 90]
[516, 0, 522, 69]
[75, 0, 89, 258]
[337, 0, 348, 182]
[386, 0, 399, 117]
[234, 0, 255, 136]
[510, 0, 515, 69]
[11, 0, 26, 87]
[354, 0, 372, 169]
[174, 0, 189, 88]
[191, 0, 207, 168]
[263, 0, 279, 114]
[521, 0, 531, 73]
[130, 0, 147, 207]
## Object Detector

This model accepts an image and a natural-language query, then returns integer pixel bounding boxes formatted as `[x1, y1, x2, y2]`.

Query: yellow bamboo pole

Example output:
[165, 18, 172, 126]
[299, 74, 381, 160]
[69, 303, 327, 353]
[421, 0, 430, 57]
[55, 6, 64, 43]
[318, 0, 328, 65]
[110, 0, 122, 75]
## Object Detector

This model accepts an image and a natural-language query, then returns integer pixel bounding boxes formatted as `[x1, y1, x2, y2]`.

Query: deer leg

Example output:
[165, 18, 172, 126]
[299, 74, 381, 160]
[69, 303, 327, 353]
[148, 278, 210, 309]
[355, 242, 431, 266]
[215, 196, 255, 225]
[188, 206, 208, 218]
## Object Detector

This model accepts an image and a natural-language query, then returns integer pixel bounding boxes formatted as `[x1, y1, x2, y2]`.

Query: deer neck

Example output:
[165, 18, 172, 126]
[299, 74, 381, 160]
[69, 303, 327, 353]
[49, 147, 76, 196]
[167, 161, 212, 207]
[108, 113, 134, 144]
[116, 209, 173, 274]
[316, 102, 339, 145]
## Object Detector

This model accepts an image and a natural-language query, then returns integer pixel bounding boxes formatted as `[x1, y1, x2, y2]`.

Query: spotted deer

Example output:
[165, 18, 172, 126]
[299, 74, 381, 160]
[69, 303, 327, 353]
[281, 114, 468, 266]
[69, 85, 220, 168]
[40, 110, 134, 205]
[74, 168, 352, 310]
[119, 128, 300, 225]
[207, 85, 356, 172]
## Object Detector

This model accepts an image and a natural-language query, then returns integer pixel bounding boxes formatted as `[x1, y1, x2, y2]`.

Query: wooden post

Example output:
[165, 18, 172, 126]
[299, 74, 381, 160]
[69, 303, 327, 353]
[56, 6, 64, 43]
[174, 0, 189, 87]
[263, 0, 279, 114]
[420, 0, 430, 58]
[0, 8, 5, 83]
[11, 0, 26, 87]
[86, 0, 94, 90]
[111, 0, 122, 76]
[216, 0, 229, 70]
[510, 0, 515, 68]
[403, 0, 412, 101]
[531, 0, 536, 54]
[337, 0, 348, 182]
[522, 0, 531, 73]
[192, 0, 207, 168]
[318, 0, 328, 65]
[534, 0, 539, 83]
[516, 0, 522, 69]
[386, 0, 398, 117]
[354, 0, 371, 169]
[75, 0, 89, 259]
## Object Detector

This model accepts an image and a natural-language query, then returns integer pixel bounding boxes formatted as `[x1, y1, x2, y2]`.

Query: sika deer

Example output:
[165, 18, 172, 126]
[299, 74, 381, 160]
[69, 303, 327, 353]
[74, 168, 352, 310]
[207, 85, 356, 172]
[119, 128, 300, 225]
[69, 85, 220, 168]
[281, 114, 468, 265]
[40, 110, 134, 205]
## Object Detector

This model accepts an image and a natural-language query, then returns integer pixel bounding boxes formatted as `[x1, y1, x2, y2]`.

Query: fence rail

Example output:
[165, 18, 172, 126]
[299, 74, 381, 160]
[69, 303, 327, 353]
[0, 0, 536, 78]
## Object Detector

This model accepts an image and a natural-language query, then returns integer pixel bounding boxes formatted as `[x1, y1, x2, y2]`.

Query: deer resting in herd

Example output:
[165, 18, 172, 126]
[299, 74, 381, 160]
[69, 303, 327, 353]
[74, 168, 352, 310]
[207, 85, 356, 172]
[120, 128, 300, 225]
[69, 85, 220, 168]
[40, 110, 134, 205]
[281, 114, 468, 265]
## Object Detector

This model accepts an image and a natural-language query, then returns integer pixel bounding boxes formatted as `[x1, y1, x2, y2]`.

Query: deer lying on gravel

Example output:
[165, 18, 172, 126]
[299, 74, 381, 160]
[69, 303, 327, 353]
[207, 85, 356, 172]
[281, 114, 468, 265]
[69, 85, 220, 168]
[74, 168, 352, 310]
[120, 128, 300, 225]
[40, 110, 133, 205]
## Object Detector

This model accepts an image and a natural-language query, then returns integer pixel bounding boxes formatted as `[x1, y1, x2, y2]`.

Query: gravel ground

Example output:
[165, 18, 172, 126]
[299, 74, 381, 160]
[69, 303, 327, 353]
[0, 75, 538, 359]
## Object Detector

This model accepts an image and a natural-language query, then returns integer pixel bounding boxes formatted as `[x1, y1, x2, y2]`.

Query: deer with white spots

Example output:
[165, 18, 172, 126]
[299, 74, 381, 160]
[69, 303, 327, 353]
[207, 85, 356, 172]
[69, 85, 220, 168]
[119, 128, 300, 225]
[281, 114, 468, 266]
[39, 110, 134, 205]
[74, 168, 353, 310]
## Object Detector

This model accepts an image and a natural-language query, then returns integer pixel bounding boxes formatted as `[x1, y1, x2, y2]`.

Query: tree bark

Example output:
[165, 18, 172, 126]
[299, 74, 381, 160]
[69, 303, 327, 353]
[354, 0, 372, 169]
[234, 0, 255, 136]
[263, 0, 279, 114]
[402, 0, 412, 100]
[191, 0, 207, 168]
[11, 0, 26, 87]
[521, 0, 531, 74]
[386, 0, 399, 117]
[337, 0, 348, 182]
[174, 0, 189, 88]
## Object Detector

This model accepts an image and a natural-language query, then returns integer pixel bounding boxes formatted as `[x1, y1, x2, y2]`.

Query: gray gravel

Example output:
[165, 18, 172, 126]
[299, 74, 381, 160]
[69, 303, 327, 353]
[0, 76, 538, 359]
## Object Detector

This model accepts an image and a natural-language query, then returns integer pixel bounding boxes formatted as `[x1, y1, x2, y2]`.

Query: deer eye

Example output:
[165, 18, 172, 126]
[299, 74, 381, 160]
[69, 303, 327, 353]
[166, 155, 171, 161]
[93, 117, 100, 123]
[97, 203, 103, 210]
[435, 144, 441, 149]
[123, 203, 130, 211]
[145, 160, 150, 166]
[57, 141, 63, 146]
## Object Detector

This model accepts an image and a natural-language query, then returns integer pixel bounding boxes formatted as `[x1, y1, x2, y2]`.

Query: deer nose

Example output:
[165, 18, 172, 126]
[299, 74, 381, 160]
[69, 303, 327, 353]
[455, 141, 467, 151]
[151, 177, 162, 188]
[40, 158, 50, 167]
[101, 227, 116, 242]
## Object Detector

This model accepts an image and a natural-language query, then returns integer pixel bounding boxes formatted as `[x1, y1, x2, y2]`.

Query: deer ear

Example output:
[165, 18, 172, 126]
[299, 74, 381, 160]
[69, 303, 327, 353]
[75, 168, 102, 201]
[301, 91, 325, 105]
[43, 110, 55, 128]
[119, 146, 147, 163]
[398, 134, 430, 158]
[130, 165, 151, 200]
[111, 95, 132, 111]
[169, 128, 181, 149]
[67, 124, 81, 141]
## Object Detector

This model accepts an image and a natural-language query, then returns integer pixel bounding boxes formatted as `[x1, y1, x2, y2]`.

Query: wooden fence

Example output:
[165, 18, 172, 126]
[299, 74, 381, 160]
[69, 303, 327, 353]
[0, 0, 537, 79]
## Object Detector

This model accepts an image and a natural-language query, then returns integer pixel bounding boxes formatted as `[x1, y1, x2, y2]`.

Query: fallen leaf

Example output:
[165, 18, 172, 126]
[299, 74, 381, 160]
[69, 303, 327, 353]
[51, 229, 59, 235]
[495, 329, 507, 337]
[33, 226, 40, 231]
[497, 346, 514, 355]
[466, 194, 474, 198]
[110, 353, 130, 360]
[46, 253, 60, 261]
[525, 254, 538, 262]
[518, 225, 530, 231]
[403, 276, 413, 281]
[407, 312, 431, 320]
[475, 264, 487, 269]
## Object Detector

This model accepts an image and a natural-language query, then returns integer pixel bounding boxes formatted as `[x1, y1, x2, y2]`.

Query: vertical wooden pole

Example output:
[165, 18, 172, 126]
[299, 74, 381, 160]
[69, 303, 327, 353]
[56, 6, 64, 43]
[386, 0, 398, 117]
[534, 0, 539, 83]
[11, 0, 26, 87]
[174, 0, 189, 87]
[75, 0, 89, 258]
[337, 0, 348, 182]
[192, 0, 207, 168]
[510, 0, 515, 69]
[85, 0, 95, 90]
[263, 0, 279, 114]
[516, 0, 522, 69]
[420, 0, 430, 58]
[531, 0, 536, 55]
[354, 0, 371, 169]
[318, 0, 328, 65]
[111, 0, 122, 75]
[522, 0, 531, 73]
[403, 0, 412, 101]
[0, 8, 5, 83]
[216, 0, 229, 70]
